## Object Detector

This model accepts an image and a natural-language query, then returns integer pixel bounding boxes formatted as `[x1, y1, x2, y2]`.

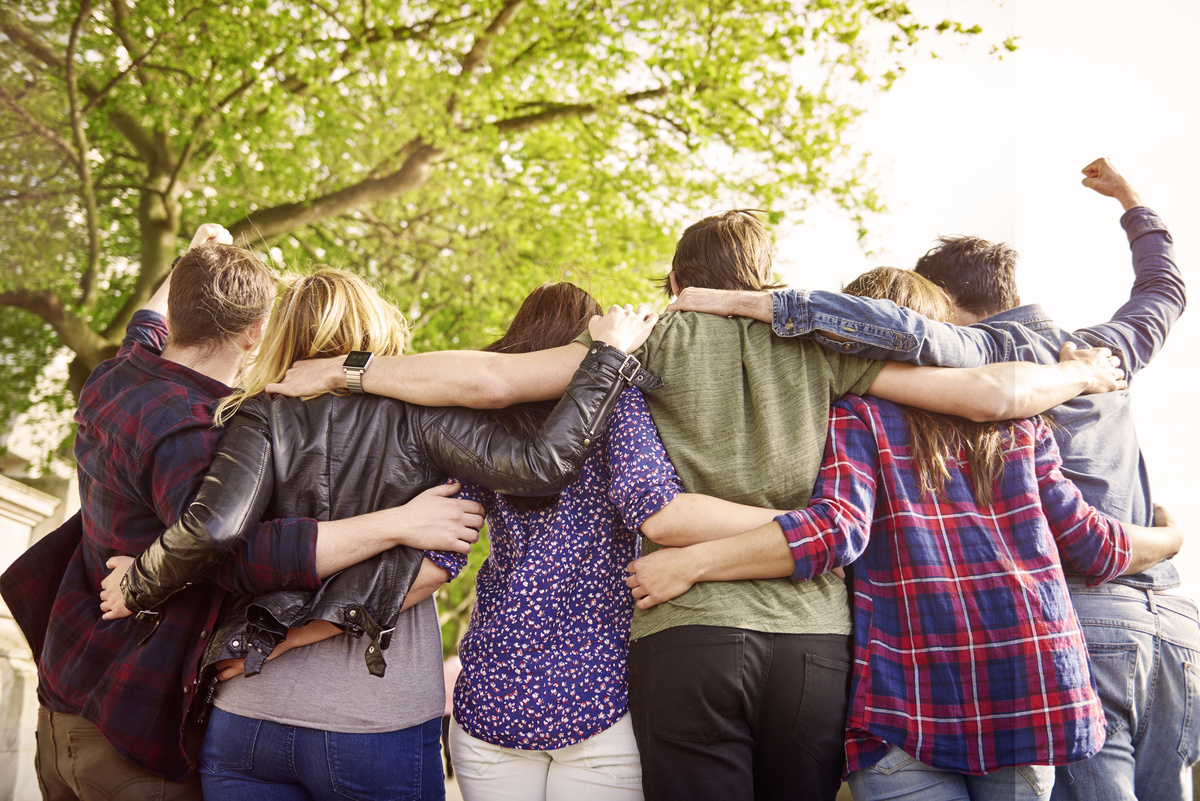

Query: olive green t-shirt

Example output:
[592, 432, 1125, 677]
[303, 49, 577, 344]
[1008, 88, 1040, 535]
[581, 311, 883, 640]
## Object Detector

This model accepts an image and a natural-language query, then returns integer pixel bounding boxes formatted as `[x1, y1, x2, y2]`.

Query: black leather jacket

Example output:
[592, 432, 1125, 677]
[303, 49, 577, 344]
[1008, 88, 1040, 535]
[119, 342, 660, 691]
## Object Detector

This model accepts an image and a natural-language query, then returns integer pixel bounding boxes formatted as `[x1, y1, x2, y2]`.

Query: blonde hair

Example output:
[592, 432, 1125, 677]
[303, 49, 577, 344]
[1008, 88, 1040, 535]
[843, 267, 1007, 505]
[214, 268, 411, 426]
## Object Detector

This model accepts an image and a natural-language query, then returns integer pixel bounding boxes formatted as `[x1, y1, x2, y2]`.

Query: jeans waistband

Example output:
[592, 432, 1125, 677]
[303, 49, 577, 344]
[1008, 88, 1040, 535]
[1064, 575, 1183, 595]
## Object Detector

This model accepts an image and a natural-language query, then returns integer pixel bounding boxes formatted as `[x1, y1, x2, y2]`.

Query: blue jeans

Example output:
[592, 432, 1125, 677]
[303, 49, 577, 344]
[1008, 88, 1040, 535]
[1051, 584, 1200, 801]
[849, 745, 1053, 801]
[199, 707, 445, 801]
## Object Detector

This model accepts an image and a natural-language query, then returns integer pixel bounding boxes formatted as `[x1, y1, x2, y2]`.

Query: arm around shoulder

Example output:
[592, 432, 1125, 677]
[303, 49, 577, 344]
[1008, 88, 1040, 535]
[421, 342, 662, 496]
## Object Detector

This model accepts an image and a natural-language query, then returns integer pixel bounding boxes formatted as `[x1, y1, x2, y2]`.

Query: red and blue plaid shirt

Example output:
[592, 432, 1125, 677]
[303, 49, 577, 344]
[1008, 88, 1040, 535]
[35, 311, 321, 780]
[776, 395, 1129, 775]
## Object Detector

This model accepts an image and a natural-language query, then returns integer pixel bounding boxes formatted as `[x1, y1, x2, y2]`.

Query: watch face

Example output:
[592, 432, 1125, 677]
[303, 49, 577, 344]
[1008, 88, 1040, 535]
[343, 350, 373, 369]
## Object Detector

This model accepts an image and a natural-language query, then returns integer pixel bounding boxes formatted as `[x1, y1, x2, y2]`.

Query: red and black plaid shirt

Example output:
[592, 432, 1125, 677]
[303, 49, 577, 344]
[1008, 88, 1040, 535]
[777, 395, 1128, 775]
[35, 311, 321, 780]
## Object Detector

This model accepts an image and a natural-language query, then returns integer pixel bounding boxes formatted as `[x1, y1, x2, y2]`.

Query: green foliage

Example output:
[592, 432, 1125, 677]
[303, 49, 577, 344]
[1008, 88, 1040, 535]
[2, 0, 983, 462]
[437, 525, 491, 657]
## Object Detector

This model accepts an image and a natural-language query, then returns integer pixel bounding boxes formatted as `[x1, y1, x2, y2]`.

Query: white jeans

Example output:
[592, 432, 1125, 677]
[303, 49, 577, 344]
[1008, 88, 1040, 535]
[449, 714, 644, 801]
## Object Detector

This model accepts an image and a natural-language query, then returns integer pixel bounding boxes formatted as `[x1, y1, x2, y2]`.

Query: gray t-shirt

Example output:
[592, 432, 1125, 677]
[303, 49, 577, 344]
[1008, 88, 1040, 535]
[214, 596, 444, 733]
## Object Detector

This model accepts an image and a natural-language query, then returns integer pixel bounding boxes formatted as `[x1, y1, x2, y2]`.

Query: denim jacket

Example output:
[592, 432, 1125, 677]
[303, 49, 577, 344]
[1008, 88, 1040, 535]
[771, 207, 1184, 589]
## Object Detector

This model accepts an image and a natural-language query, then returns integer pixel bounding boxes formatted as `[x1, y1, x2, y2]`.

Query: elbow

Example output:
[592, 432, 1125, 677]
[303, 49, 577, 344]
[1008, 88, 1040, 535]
[964, 375, 1020, 422]
[469, 368, 518, 409]
[960, 396, 1013, 423]
[639, 515, 682, 547]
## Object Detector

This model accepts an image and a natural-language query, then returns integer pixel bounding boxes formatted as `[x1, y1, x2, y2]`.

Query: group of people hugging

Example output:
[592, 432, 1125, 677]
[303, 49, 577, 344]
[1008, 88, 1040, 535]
[8, 158, 1197, 801]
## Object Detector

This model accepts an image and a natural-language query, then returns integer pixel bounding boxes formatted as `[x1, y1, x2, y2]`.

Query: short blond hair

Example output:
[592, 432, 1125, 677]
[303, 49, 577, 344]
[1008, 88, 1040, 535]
[215, 268, 410, 425]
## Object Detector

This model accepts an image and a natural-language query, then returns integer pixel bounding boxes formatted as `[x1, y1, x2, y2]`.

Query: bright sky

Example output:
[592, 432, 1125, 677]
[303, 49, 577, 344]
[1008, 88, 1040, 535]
[771, 0, 1200, 595]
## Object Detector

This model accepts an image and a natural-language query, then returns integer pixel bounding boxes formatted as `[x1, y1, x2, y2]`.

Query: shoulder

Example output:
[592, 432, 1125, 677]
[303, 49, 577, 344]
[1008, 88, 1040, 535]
[604, 388, 657, 445]
[84, 380, 215, 458]
[612, 386, 650, 418]
[975, 306, 1075, 362]
[833, 393, 895, 421]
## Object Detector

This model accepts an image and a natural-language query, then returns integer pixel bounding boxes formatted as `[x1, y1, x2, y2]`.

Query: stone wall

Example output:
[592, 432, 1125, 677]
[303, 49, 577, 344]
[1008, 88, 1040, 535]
[0, 475, 69, 801]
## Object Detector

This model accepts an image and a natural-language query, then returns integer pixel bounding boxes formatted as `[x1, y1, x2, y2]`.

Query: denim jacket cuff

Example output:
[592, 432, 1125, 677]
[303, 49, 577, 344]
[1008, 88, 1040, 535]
[772, 289, 811, 337]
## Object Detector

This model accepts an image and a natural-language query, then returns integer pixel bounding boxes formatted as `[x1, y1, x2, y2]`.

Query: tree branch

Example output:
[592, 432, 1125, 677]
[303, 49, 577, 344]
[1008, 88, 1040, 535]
[0, 85, 81, 168]
[492, 86, 674, 134]
[448, 0, 525, 126]
[0, 9, 67, 72]
[461, 0, 525, 77]
[0, 288, 113, 365]
[66, 1, 103, 309]
[227, 143, 443, 245]
[108, 0, 146, 67]
[0, 7, 157, 159]
[0, 187, 83, 204]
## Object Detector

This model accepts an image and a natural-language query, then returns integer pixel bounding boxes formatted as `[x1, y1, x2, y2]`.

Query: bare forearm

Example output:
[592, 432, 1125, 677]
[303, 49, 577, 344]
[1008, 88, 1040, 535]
[313, 485, 483, 577]
[641, 493, 783, 546]
[144, 271, 172, 317]
[1123, 522, 1182, 574]
[686, 523, 796, 582]
[400, 559, 451, 612]
[364, 344, 585, 408]
[627, 521, 794, 609]
[314, 513, 400, 577]
[274, 620, 341, 656]
[871, 360, 1097, 423]
[990, 361, 1095, 420]
[667, 287, 773, 321]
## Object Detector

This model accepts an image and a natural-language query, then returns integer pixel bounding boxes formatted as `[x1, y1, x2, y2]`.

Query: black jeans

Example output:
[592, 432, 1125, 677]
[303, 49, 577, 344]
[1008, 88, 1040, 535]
[628, 626, 850, 801]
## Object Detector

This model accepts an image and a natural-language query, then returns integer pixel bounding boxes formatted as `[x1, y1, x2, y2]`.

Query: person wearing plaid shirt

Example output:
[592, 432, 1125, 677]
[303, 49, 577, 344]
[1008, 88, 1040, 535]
[30, 231, 315, 797]
[781, 393, 1131, 797]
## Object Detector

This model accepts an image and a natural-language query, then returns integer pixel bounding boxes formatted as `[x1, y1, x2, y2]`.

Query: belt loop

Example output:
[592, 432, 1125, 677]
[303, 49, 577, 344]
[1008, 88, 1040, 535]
[1146, 588, 1158, 614]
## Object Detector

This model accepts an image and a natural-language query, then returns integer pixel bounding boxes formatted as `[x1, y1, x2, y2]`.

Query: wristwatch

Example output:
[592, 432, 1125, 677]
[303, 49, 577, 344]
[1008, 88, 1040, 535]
[343, 350, 374, 394]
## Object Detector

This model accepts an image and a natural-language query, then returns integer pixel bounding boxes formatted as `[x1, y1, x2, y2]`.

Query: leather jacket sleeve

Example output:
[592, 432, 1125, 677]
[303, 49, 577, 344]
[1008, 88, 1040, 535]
[121, 402, 277, 615]
[418, 340, 662, 494]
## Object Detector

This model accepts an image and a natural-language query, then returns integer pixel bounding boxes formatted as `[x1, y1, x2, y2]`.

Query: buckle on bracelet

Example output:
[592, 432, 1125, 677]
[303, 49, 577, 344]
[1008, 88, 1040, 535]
[617, 354, 641, 384]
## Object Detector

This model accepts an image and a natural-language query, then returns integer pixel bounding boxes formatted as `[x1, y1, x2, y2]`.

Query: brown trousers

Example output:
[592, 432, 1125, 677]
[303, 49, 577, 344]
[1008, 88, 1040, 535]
[35, 708, 203, 801]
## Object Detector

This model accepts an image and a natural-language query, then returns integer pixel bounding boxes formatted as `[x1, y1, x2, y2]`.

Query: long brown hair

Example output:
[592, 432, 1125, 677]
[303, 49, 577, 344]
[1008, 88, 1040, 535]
[844, 267, 1007, 505]
[485, 282, 603, 511]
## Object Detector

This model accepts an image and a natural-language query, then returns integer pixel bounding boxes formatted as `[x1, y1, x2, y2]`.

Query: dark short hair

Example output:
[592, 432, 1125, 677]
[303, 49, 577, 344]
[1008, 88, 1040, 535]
[661, 210, 783, 296]
[167, 243, 277, 349]
[913, 235, 1019, 318]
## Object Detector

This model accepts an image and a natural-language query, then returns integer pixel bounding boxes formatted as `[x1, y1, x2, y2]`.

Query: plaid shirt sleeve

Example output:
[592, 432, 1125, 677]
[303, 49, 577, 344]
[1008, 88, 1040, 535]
[775, 399, 878, 580]
[207, 519, 321, 594]
[119, 310, 168, 356]
[1033, 418, 1131, 584]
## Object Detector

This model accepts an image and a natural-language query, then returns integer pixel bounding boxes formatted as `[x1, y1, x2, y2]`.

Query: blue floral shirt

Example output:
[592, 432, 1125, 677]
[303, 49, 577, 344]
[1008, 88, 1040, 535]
[452, 388, 681, 749]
